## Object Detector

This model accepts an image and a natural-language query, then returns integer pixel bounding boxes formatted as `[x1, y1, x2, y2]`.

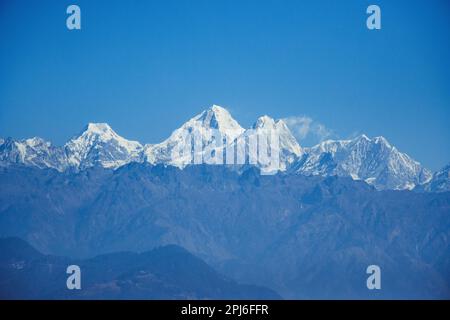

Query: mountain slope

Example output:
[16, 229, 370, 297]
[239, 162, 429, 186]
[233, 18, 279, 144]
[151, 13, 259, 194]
[0, 106, 439, 190]
[0, 237, 279, 299]
[0, 124, 144, 171]
[292, 135, 432, 190]
[0, 164, 448, 299]
[418, 164, 450, 193]
[224, 116, 302, 174]
[143, 105, 245, 167]
[65, 123, 143, 170]
[0, 137, 68, 171]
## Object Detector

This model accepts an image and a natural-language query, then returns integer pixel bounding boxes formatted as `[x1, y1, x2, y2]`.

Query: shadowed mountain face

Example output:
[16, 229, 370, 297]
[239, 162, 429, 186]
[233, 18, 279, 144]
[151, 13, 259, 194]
[418, 164, 450, 193]
[0, 164, 449, 299]
[0, 237, 279, 300]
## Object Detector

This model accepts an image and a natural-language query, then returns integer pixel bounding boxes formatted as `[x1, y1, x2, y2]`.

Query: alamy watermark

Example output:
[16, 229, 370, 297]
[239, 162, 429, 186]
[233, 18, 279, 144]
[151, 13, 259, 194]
[366, 265, 381, 290]
[66, 265, 81, 290]
[66, 5, 81, 30]
[168, 127, 282, 175]
[66, 4, 381, 31]
[367, 5, 381, 30]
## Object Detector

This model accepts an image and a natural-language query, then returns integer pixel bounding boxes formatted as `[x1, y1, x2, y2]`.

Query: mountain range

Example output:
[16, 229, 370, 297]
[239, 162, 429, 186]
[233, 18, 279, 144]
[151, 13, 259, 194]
[417, 164, 450, 193]
[0, 163, 448, 299]
[0, 237, 279, 299]
[1, 105, 446, 191]
[0, 104, 449, 299]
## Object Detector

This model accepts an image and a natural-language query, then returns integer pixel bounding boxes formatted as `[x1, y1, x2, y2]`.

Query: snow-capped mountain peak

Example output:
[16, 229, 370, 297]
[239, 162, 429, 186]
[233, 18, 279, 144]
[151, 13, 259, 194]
[144, 105, 245, 167]
[253, 115, 277, 129]
[189, 105, 245, 138]
[23, 137, 50, 148]
[294, 134, 432, 190]
[65, 123, 143, 169]
[75, 122, 130, 144]
[373, 135, 389, 145]
[236, 115, 303, 173]
[357, 134, 370, 141]
[0, 106, 440, 191]
[84, 122, 114, 135]
[419, 163, 450, 193]
[0, 136, 67, 171]
[254, 116, 301, 148]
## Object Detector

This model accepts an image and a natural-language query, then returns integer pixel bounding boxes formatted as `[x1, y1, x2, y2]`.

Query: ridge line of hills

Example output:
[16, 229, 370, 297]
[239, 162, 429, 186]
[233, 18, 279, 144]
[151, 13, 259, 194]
[0, 237, 280, 299]
[1, 105, 448, 191]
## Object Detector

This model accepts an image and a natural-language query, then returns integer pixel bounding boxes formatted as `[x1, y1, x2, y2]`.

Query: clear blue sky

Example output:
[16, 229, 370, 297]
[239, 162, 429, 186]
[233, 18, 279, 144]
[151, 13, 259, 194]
[0, 0, 449, 170]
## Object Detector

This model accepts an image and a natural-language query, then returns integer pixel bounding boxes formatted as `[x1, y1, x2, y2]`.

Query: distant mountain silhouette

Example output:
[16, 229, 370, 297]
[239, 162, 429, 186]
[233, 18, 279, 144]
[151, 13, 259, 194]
[0, 237, 280, 299]
[0, 164, 449, 298]
[0, 105, 438, 190]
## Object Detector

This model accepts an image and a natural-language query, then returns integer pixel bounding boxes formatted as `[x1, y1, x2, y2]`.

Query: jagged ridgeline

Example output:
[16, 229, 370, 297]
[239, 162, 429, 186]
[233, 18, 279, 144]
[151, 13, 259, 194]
[0, 105, 449, 299]
[0, 237, 280, 299]
[1, 105, 446, 191]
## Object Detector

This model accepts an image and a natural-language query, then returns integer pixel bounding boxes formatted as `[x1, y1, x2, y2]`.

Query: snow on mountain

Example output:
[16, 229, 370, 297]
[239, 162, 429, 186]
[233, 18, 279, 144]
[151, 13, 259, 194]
[252, 116, 302, 159]
[0, 124, 143, 171]
[143, 106, 302, 173]
[0, 137, 68, 171]
[144, 105, 245, 167]
[292, 134, 432, 190]
[231, 115, 303, 174]
[0, 106, 439, 191]
[419, 164, 450, 193]
[64, 123, 143, 170]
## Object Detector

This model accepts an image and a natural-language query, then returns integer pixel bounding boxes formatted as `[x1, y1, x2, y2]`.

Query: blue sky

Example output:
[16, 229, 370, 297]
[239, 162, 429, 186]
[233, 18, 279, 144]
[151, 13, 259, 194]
[0, 0, 449, 170]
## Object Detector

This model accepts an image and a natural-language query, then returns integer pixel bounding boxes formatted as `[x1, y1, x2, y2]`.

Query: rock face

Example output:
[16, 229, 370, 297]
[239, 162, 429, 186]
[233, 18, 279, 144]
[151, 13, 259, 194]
[236, 115, 302, 174]
[418, 164, 450, 193]
[0, 237, 279, 299]
[143, 105, 246, 168]
[292, 135, 432, 190]
[0, 105, 437, 190]
[0, 137, 68, 171]
[64, 123, 143, 170]
[0, 164, 448, 299]
[0, 123, 143, 171]
[1, 106, 448, 300]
